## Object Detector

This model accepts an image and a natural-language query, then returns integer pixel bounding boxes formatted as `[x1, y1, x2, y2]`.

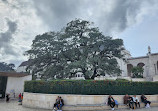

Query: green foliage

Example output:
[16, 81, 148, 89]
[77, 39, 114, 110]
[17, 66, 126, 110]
[25, 80, 158, 95]
[25, 19, 124, 80]
[0, 62, 15, 71]
[132, 67, 144, 78]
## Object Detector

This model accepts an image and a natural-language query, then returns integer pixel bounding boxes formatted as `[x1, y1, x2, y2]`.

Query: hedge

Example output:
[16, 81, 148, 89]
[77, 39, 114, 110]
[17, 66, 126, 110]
[24, 80, 158, 95]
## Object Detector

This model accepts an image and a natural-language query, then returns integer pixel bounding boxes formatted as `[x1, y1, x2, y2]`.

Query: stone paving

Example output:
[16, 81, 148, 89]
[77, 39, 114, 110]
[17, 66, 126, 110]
[0, 99, 158, 111]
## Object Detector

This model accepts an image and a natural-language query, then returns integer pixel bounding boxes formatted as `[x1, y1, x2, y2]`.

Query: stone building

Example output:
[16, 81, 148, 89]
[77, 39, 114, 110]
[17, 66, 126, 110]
[127, 47, 158, 81]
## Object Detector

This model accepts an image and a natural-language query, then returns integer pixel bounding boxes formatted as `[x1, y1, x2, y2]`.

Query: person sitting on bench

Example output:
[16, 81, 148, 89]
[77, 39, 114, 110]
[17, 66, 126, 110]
[123, 94, 129, 106]
[108, 95, 115, 110]
[57, 97, 64, 110]
[133, 95, 140, 108]
[53, 96, 64, 111]
[128, 96, 134, 109]
[141, 94, 151, 108]
[53, 96, 60, 110]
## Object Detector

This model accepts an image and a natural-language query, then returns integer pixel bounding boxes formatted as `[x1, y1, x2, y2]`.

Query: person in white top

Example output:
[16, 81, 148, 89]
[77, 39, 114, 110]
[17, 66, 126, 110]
[133, 95, 140, 108]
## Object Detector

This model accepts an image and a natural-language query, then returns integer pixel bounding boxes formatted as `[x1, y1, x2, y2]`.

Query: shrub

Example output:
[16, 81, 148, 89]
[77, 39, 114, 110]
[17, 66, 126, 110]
[132, 67, 144, 78]
[24, 80, 158, 95]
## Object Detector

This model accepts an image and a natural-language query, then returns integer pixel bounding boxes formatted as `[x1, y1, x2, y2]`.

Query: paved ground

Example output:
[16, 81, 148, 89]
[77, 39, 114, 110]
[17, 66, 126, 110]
[0, 99, 158, 111]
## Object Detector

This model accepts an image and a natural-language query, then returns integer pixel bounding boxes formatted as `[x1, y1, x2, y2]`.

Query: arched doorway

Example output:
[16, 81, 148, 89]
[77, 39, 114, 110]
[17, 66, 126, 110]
[137, 63, 145, 68]
[137, 62, 145, 77]
[127, 64, 133, 77]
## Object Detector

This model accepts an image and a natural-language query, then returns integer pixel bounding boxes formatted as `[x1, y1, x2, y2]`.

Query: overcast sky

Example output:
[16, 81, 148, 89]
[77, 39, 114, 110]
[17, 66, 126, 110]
[0, 0, 158, 67]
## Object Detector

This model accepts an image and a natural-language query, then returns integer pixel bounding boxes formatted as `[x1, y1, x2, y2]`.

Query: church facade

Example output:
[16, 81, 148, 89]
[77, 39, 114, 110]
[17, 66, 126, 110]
[115, 47, 158, 81]
[127, 52, 158, 81]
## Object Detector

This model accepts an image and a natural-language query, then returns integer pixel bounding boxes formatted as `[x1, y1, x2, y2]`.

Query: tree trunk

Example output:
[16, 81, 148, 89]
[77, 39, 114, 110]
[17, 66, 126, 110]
[91, 68, 97, 79]
[85, 75, 91, 80]
[82, 68, 91, 80]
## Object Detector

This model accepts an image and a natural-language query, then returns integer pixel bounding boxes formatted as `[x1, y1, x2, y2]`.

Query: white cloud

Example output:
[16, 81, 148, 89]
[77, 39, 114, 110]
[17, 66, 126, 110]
[0, 0, 49, 66]
[1, 0, 158, 67]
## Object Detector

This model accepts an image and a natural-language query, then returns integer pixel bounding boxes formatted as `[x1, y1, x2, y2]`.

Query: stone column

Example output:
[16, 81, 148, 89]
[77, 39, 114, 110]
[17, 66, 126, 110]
[147, 54, 154, 81]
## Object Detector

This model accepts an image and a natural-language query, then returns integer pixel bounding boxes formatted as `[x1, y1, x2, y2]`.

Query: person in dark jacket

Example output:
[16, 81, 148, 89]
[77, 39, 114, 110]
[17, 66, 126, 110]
[53, 96, 60, 110]
[56, 96, 64, 110]
[108, 95, 115, 110]
[128, 96, 134, 109]
[141, 94, 151, 107]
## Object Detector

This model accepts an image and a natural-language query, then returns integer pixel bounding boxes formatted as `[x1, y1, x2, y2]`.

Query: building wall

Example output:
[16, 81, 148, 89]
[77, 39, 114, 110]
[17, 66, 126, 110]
[127, 53, 158, 80]
[5, 75, 32, 97]
[149, 54, 158, 76]
[117, 58, 128, 77]
[117, 50, 131, 77]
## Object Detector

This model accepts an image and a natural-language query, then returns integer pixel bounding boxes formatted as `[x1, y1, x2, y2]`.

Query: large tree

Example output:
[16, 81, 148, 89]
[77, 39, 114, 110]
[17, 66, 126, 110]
[25, 19, 124, 80]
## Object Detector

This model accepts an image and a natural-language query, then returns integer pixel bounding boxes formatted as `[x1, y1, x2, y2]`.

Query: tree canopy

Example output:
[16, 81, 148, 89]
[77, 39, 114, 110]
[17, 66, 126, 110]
[0, 62, 15, 71]
[25, 19, 124, 80]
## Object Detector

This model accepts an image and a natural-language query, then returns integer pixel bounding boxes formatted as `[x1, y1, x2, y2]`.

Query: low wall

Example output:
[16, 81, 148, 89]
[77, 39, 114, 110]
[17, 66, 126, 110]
[131, 78, 146, 82]
[94, 76, 146, 82]
[23, 92, 158, 110]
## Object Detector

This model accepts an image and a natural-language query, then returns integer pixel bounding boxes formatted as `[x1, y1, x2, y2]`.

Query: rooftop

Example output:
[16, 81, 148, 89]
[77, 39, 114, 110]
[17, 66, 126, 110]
[0, 71, 30, 77]
[127, 52, 158, 60]
[19, 59, 33, 67]
[127, 56, 149, 60]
